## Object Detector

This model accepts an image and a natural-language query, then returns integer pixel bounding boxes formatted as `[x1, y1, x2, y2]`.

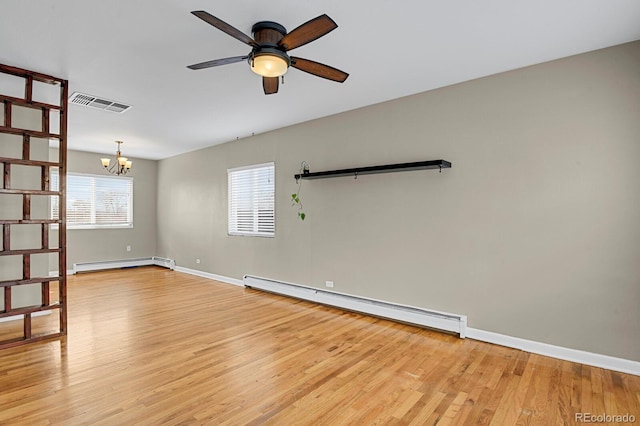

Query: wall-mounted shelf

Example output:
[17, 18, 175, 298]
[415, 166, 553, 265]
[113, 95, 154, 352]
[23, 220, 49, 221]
[294, 160, 451, 181]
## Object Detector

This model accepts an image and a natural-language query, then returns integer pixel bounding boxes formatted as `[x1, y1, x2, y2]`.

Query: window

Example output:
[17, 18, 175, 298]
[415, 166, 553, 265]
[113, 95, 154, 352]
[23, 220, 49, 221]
[51, 170, 133, 229]
[228, 162, 275, 237]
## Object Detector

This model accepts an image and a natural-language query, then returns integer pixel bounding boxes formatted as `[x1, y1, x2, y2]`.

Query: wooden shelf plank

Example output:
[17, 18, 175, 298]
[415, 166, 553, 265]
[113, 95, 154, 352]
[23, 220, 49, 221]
[0, 332, 65, 350]
[0, 63, 65, 85]
[0, 189, 59, 196]
[0, 303, 62, 319]
[0, 157, 61, 168]
[0, 248, 60, 256]
[0, 94, 62, 111]
[294, 160, 452, 180]
[0, 219, 60, 225]
[0, 125, 60, 140]
[0, 277, 60, 288]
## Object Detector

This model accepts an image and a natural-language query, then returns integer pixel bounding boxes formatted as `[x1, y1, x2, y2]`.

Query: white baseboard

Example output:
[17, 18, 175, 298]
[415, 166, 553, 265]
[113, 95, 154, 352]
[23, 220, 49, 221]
[466, 328, 640, 376]
[173, 266, 244, 287]
[0, 311, 51, 323]
[71, 256, 175, 274]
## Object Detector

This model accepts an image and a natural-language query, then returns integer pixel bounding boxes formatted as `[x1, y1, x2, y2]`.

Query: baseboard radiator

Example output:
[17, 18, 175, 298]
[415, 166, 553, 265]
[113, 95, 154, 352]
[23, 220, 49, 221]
[73, 256, 175, 274]
[243, 275, 467, 338]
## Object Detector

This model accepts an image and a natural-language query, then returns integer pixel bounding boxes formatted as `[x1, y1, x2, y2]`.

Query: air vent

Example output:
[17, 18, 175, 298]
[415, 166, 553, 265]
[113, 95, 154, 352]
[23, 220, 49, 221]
[69, 92, 132, 114]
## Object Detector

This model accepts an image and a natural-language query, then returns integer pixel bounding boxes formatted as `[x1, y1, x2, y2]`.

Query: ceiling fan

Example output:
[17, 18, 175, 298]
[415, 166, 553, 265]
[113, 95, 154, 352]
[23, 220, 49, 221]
[187, 11, 349, 95]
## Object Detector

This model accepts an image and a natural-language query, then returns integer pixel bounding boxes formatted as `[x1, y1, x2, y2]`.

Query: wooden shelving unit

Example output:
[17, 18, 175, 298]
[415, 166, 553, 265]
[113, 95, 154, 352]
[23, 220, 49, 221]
[0, 63, 68, 349]
[294, 160, 451, 181]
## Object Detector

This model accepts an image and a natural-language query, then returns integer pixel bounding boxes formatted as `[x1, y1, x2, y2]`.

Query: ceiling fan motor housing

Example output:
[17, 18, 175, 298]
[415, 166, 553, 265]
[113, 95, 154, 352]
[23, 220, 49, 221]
[249, 21, 291, 72]
[252, 21, 287, 45]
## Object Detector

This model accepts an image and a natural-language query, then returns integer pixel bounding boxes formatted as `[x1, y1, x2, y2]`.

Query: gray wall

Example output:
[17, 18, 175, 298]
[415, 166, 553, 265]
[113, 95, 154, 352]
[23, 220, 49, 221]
[156, 41, 640, 361]
[49, 149, 158, 271]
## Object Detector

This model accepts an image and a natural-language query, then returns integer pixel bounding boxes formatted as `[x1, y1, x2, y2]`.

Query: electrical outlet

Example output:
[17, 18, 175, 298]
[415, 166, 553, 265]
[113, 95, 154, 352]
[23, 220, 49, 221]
[126, 245, 131, 252]
[196, 258, 201, 264]
[325, 280, 334, 288]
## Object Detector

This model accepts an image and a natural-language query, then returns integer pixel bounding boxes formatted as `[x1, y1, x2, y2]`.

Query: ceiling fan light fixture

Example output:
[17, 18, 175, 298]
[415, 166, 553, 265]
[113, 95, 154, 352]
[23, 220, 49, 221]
[251, 49, 289, 78]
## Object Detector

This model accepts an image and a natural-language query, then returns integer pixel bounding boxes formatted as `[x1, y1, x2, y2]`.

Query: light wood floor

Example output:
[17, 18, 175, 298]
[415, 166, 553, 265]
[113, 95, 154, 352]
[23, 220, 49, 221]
[0, 267, 638, 425]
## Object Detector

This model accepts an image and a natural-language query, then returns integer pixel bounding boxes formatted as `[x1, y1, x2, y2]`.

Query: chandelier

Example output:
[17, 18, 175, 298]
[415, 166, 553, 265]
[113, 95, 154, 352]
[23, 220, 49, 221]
[100, 140, 132, 175]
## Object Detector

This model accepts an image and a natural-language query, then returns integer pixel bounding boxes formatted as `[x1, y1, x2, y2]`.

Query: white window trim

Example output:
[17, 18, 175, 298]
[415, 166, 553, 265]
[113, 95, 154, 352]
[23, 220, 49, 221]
[51, 170, 134, 230]
[228, 162, 275, 238]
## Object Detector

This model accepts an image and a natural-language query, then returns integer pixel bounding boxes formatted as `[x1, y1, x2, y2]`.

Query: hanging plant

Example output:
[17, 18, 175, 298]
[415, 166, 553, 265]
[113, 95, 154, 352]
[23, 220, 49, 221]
[291, 161, 309, 220]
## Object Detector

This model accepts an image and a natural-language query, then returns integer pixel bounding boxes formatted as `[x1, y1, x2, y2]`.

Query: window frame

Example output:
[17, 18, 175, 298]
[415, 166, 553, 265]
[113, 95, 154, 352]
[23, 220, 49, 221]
[227, 162, 275, 238]
[51, 169, 134, 230]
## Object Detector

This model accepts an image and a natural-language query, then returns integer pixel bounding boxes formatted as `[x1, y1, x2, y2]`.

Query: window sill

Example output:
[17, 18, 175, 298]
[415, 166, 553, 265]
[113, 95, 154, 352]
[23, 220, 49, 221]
[228, 232, 275, 238]
[51, 224, 133, 230]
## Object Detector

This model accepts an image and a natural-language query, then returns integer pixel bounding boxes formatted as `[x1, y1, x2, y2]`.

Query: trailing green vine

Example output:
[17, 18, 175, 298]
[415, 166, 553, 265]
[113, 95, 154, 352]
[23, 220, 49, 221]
[291, 161, 308, 220]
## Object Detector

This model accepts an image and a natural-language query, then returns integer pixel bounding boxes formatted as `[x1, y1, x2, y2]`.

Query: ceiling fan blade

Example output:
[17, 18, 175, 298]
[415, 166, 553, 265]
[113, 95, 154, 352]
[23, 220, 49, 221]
[191, 11, 258, 48]
[278, 14, 338, 51]
[263, 77, 279, 95]
[290, 57, 349, 83]
[187, 56, 248, 70]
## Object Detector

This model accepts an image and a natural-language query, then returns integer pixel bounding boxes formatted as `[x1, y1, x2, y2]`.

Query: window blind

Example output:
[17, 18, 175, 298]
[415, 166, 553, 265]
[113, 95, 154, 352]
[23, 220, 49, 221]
[51, 169, 133, 229]
[228, 162, 275, 237]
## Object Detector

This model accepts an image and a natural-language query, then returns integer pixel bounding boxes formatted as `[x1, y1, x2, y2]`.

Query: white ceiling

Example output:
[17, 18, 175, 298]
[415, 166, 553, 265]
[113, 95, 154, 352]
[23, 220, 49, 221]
[1, 0, 639, 160]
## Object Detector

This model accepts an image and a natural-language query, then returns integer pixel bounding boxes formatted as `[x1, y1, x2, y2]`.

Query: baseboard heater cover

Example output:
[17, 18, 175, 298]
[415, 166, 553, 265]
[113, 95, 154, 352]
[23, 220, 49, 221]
[73, 256, 175, 274]
[243, 275, 467, 338]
